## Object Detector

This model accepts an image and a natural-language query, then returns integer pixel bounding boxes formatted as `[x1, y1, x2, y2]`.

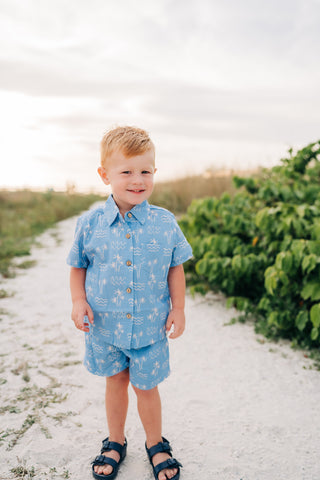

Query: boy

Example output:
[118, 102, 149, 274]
[67, 126, 192, 480]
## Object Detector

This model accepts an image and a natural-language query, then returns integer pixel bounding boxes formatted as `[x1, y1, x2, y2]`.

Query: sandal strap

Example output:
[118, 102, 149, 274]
[146, 437, 172, 460]
[101, 437, 127, 456]
[92, 455, 118, 470]
[154, 458, 182, 477]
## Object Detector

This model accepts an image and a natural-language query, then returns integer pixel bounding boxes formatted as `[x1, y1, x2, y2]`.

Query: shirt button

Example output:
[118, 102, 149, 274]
[126, 313, 132, 319]
[126, 287, 132, 293]
[126, 260, 132, 266]
[127, 213, 132, 218]
[126, 233, 131, 239]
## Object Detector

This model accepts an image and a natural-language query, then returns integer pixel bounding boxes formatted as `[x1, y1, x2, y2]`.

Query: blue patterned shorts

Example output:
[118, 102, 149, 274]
[83, 334, 170, 390]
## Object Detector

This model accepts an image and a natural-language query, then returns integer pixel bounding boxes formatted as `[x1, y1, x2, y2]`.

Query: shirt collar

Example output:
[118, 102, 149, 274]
[103, 195, 150, 226]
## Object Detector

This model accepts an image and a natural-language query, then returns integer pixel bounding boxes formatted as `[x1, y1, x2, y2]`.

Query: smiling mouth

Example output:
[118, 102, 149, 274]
[128, 189, 145, 193]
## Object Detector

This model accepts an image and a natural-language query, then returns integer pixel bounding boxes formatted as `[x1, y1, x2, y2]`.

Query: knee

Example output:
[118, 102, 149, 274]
[132, 384, 158, 398]
[107, 368, 130, 390]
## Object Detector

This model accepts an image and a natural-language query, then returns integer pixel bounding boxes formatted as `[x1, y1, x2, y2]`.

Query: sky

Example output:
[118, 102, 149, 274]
[0, 0, 320, 192]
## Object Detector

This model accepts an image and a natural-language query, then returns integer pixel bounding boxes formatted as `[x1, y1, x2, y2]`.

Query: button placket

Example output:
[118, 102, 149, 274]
[125, 228, 133, 267]
[124, 226, 134, 333]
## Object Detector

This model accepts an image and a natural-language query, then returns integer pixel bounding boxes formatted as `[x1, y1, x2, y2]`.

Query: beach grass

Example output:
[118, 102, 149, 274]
[150, 168, 259, 214]
[0, 189, 103, 277]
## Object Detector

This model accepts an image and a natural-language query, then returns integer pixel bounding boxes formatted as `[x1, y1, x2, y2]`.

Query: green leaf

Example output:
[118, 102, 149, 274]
[255, 208, 269, 229]
[195, 258, 207, 276]
[296, 205, 306, 218]
[301, 254, 318, 275]
[231, 255, 243, 273]
[267, 311, 279, 326]
[310, 304, 320, 328]
[291, 240, 306, 264]
[311, 220, 320, 240]
[278, 270, 289, 287]
[307, 241, 320, 256]
[264, 267, 278, 295]
[295, 311, 308, 332]
[311, 327, 319, 341]
[257, 296, 271, 312]
[275, 251, 293, 274]
[301, 281, 320, 301]
[226, 297, 236, 308]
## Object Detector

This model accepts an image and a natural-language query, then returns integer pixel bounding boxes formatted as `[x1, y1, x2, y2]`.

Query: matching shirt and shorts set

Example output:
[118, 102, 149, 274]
[67, 195, 192, 390]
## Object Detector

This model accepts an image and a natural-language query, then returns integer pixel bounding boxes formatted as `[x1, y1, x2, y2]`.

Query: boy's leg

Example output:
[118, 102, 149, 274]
[132, 385, 178, 480]
[94, 368, 129, 477]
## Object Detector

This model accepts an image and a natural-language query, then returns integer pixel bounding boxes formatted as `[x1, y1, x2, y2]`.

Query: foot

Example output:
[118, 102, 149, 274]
[151, 451, 178, 480]
[92, 437, 127, 478]
[93, 449, 120, 477]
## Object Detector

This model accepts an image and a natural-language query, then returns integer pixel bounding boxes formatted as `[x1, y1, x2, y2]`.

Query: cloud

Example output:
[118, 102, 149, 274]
[0, 0, 319, 190]
[0, 0, 319, 109]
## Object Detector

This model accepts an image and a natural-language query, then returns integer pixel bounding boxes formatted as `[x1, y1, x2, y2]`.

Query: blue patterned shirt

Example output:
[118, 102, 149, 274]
[67, 195, 192, 349]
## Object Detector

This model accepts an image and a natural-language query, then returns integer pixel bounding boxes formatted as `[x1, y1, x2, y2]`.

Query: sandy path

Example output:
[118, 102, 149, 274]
[0, 214, 320, 480]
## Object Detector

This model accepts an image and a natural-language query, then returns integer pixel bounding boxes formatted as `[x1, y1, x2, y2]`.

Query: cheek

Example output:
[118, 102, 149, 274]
[145, 176, 154, 187]
[114, 177, 126, 188]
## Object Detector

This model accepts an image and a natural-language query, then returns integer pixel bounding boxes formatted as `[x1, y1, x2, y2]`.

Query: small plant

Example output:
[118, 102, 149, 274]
[50, 411, 76, 423]
[53, 360, 82, 369]
[0, 428, 14, 445]
[10, 465, 35, 478]
[17, 260, 37, 270]
[0, 307, 8, 318]
[11, 361, 30, 382]
[0, 288, 12, 298]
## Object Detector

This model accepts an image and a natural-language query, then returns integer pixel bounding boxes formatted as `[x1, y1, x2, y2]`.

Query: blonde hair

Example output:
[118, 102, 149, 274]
[100, 126, 155, 167]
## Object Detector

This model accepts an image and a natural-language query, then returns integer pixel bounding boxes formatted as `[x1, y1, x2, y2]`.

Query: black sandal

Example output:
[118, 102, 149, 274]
[145, 437, 182, 480]
[92, 437, 127, 479]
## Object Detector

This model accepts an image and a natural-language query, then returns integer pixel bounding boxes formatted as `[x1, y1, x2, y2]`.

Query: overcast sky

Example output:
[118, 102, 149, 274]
[1, 0, 320, 191]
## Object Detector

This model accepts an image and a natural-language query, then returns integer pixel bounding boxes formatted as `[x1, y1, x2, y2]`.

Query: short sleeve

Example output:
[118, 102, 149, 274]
[66, 216, 89, 268]
[170, 220, 193, 267]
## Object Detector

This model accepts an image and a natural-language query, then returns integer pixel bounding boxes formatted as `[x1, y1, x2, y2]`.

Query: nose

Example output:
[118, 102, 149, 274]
[132, 173, 143, 184]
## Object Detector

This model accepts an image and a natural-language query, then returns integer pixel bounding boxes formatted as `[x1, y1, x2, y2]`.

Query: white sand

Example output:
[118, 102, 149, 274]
[1, 214, 320, 480]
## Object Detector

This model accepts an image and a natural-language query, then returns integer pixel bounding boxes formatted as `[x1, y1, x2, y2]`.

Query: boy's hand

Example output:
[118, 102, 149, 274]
[71, 299, 94, 332]
[166, 308, 185, 339]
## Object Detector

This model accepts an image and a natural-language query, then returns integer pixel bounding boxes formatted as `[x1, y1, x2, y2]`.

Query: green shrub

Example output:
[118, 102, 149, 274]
[180, 140, 320, 348]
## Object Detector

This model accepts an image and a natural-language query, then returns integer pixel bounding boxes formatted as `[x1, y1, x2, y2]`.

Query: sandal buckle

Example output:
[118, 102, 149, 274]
[102, 440, 111, 450]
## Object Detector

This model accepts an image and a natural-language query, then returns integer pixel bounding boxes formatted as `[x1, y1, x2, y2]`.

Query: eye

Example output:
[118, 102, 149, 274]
[142, 170, 151, 174]
[122, 171, 130, 174]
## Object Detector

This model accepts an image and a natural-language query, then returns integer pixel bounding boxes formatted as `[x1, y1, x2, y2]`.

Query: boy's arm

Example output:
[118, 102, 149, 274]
[166, 264, 186, 339]
[70, 267, 94, 332]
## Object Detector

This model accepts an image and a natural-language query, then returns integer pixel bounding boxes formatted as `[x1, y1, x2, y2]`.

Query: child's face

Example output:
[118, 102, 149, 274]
[98, 148, 156, 216]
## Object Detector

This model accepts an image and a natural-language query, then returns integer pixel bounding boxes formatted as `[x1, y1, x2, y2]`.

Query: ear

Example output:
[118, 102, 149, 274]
[97, 166, 110, 185]
[154, 167, 157, 174]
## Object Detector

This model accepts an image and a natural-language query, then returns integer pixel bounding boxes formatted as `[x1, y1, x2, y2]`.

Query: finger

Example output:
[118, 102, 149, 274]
[166, 318, 173, 331]
[74, 317, 88, 331]
[169, 330, 178, 339]
[87, 308, 94, 324]
[169, 326, 183, 339]
[77, 322, 90, 333]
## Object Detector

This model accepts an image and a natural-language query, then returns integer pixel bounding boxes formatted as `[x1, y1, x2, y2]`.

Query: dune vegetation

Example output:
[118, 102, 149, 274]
[0, 190, 102, 277]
